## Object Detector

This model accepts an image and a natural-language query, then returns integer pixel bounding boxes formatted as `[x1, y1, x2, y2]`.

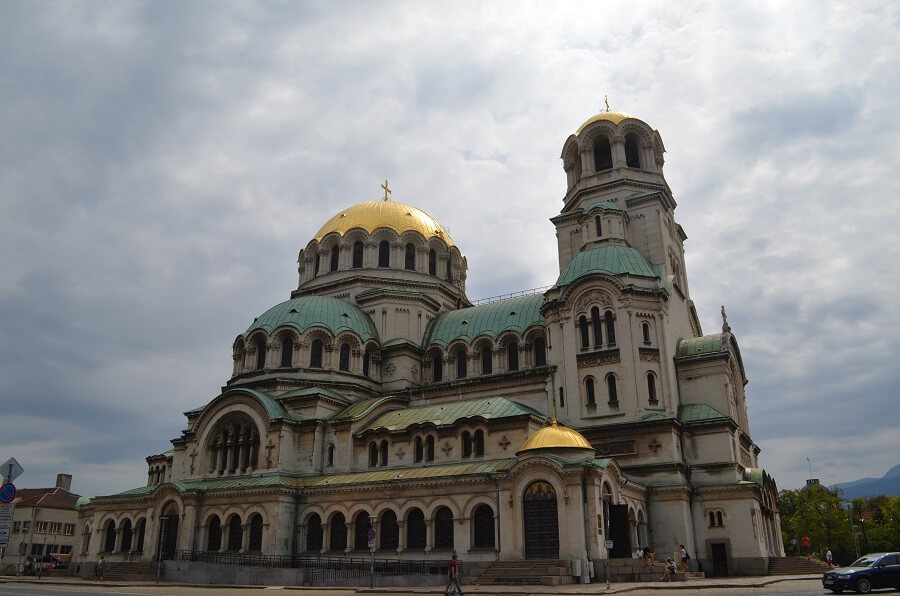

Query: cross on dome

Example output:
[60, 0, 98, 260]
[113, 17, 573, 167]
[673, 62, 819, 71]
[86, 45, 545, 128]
[381, 179, 392, 201]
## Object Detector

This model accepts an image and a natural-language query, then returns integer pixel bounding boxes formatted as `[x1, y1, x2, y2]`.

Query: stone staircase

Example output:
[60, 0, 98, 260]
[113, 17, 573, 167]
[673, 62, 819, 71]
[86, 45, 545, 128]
[474, 560, 575, 586]
[603, 558, 702, 582]
[103, 561, 159, 581]
[768, 556, 831, 575]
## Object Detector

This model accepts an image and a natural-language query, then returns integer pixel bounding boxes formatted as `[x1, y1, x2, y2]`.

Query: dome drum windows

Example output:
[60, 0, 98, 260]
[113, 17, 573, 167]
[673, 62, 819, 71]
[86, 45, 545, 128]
[352, 241, 364, 269]
[593, 134, 613, 172]
[404, 243, 416, 270]
[624, 133, 642, 168]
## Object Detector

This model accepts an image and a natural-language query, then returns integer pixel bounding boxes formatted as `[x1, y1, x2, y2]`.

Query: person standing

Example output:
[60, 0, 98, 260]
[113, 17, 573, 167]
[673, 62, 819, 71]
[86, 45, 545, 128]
[445, 553, 463, 596]
[801, 536, 811, 559]
[826, 548, 833, 568]
[95, 556, 106, 581]
[679, 544, 690, 572]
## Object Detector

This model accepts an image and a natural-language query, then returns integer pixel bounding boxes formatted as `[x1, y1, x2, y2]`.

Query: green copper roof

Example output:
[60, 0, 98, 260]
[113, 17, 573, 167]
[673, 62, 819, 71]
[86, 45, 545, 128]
[676, 334, 724, 358]
[423, 294, 545, 347]
[586, 201, 623, 212]
[640, 412, 668, 421]
[743, 467, 765, 487]
[356, 397, 542, 436]
[680, 403, 729, 423]
[553, 245, 658, 288]
[304, 459, 516, 488]
[331, 396, 402, 422]
[244, 296, 379, 343]
[275, 386, 348, 402]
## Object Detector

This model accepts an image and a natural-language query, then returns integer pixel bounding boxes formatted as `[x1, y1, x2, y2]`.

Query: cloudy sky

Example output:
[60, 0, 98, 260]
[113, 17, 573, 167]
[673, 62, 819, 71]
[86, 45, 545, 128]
[1, 1, 898, 498]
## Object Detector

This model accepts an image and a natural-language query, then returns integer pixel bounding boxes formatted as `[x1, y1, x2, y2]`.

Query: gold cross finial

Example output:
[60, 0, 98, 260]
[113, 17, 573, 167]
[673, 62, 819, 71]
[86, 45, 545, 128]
[381, 179, 392, 201]
[604, 95, 610, 112]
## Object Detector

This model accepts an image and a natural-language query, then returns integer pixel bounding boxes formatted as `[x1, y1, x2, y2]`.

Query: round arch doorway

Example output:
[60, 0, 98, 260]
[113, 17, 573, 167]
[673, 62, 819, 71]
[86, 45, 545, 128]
[523, 481, 559, 559]
[157, 502, 179, 561]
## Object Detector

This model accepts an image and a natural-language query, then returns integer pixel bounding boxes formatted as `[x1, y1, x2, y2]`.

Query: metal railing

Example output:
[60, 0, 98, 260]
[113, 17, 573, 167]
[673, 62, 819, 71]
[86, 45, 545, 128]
[471, 285, 550, 305]
[173, 549, 456, 581]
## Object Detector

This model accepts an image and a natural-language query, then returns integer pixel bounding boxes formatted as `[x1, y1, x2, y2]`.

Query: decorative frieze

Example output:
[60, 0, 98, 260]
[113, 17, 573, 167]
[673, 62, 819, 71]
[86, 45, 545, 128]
[577, 348, 620, 368]
[596, 440, 636, 456]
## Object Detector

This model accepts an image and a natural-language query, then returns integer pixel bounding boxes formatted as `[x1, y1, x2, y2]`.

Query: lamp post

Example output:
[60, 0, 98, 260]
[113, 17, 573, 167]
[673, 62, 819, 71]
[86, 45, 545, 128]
[847, 504, 860, 560]
[601, 492, 610, 591]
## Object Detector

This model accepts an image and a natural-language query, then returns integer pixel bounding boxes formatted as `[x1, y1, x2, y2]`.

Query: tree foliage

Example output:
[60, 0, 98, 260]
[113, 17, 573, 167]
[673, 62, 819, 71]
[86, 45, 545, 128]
[779, 486, 900, 566]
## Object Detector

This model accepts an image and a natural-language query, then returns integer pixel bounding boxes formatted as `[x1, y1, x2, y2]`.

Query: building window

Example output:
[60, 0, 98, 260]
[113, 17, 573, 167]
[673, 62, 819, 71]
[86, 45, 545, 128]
[404, 243, 416, 270]
[306, 514, 323, 552]
[23, 521, 31, 533]
[605, 311, 616, 345]
[585, 377, 596, 406]
[12, 521, 20, 533]
[351, 241, 363, 269]
[280, 335, 293, 367]
[330, 245, 339, 272]
[579, 316, 589, 349]
[709, 511, 725, 527]
[329, 513, 347, 551]
[426, 436, 435, 461]
[380, 510, 399, 551]
[717, 511, 724, 526]
[378, 241, 390, 267]
[595, 215, 602, 237]
[406, 509, 426, 550]
[49, 522, 61, 534]
[353, 512, 370, 551]
[63, 523, 75, 536]
[456, 348, 467, 379]
[363, 351, 370, 377]
[432, 354, 442, 382]
[474, 429, 484, 456]
[248, 514, 263, 551]
[625, 133, 641, 168]
[434, 507, 454, 550]
[472, 504, 495, 549]
[310, 339, 323, 368]
[207, 516, 222, 551]
[254, 337, 266, 370]
[591, 306, 602, 346]
[481, 346, 492, 374]
[647, 373, 657, 404]
[314, 254, 320, 276]
[35, 521, 47, 534]
[642, 322, 651, 344]
[428, 249, 436, 275]
[327, 445, 335, 467]
[607, 374, 618, 404]
[506, 340, 519, 371]
[379, 440, 388, 466]
[594, 135, 613, 171]
[415, 437, 423, 463]
[534, 338, 546, 367]
[559, 386, 565, 408]
[339, 343, 350, 372]
[446, 258, 452, 281]
[462, 431, 472, 458]
[104, 520, 116, 552]
[369, 442, 378, 468]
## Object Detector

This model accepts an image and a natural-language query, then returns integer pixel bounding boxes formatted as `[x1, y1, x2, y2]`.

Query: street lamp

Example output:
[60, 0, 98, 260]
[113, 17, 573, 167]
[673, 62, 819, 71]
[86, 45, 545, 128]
[847, 504, 860, 560]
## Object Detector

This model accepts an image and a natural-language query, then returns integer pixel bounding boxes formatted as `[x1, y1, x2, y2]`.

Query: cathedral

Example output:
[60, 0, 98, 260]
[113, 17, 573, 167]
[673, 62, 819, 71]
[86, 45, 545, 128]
[75, 108, 783, 582]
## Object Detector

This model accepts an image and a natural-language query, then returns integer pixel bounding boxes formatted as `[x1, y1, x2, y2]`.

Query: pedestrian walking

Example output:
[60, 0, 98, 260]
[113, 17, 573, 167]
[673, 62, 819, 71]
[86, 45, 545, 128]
[445, 553, 463, 595]
[826, 548, 833, 568]
[679, 544, 690, 571]
[95, 556, 106, 581]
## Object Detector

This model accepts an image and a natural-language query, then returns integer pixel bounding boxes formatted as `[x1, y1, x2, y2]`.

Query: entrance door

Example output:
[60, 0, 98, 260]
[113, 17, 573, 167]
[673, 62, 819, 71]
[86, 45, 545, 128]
[608, 504, 632, 558]
[523, 481, 559, 559]
[711, 543, 728, 576]
[157, 507, 179, 561]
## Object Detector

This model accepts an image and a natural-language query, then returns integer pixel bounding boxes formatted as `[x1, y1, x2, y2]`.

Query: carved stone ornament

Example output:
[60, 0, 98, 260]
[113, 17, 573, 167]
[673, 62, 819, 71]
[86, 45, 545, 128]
[498, 436, 511, 450]
[648, 438, 662, 455]
[410, 364, 419, 381]
[441, 442, 453, 456]
[596, 440, 636, 457]
[395, 447, 406, 460]
[383, 362, 396, 377]
[576, 290, 614, 314]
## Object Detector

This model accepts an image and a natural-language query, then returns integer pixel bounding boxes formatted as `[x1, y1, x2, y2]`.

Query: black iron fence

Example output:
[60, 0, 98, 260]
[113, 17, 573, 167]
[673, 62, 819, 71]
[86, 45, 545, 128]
[173, 549, 456, 581]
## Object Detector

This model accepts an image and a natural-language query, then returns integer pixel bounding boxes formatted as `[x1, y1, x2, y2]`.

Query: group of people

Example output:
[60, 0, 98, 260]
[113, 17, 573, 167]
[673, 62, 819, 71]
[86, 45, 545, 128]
[635, 544, 691, 582]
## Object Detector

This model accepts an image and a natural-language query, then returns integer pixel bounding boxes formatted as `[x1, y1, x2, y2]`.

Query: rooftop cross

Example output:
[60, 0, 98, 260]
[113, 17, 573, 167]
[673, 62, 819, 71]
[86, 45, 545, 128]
[604, 95, 610, 112]
[381, 179, 392, 201]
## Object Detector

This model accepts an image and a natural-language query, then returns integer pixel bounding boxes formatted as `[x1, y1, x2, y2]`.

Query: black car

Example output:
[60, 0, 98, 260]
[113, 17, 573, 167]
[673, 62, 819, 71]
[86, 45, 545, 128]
[822, 552, 900, 593]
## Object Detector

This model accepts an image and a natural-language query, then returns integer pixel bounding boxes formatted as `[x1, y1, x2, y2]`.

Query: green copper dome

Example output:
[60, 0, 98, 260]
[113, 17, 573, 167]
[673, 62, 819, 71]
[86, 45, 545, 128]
[423, 294, 544, 348]
[244, 296, 379, 343]
[553, 245, 658, 288]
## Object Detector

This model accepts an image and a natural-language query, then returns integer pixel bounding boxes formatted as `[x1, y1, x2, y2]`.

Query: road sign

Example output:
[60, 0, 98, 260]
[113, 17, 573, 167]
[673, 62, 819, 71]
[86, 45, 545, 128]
[367, 528, 376, 541]
[0, 502, 14, 548]
[0, 458, 23, 483]
[368, 539, 376, 549]
[604, 539, 614, 549]
[0, 483, 16, 503]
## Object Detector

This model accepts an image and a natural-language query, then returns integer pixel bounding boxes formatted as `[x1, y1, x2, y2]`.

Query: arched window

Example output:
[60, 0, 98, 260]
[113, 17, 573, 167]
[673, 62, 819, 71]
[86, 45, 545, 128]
[559, 386, 565, 408]
[414, 437, 423, 463]
[280, 335, 293, 367]
[254, 337, 266, 370]
[579, 316, 589, 349]
[310, 339, 323, 368]
[352, 241, 363, 268]
[339, 343, 350, 372]
[595, 215, 602, 237]
[135, 519, 146, 552]
[642, 322, 651, 344]
[327, 445, 334, 467]
[605, 311, 616, 345]
[472, 504, 495, 549]
[306, 514, 323, 552]
[607, 374, 618, 403]
[206, 412, 259, 474]
[104, 520, 116, 552]
[432, 353, 443, 382]
[330, 245, 339, 272]
[506, 340, 519, 371]
[379, 440, 388, 466]
[380, 510, 399, 550]
[404, 243, 416, 270]
[446, 258, 452, 281]
[406, 509, 426, 550]
[353, 511, 370, 551]
[368, 442, 378, 468]
[481, 346, 492, 374]
[248, 513, 263, 551]
[625, 133, 641, 168]
[121, 519, 133, 552]
[378, 241, 390, 267]
[474, 429, 484, 457]
[428, 249, 436, 275]
[591, 307, 602, 346]
[709, 511, 716, 527]
[329, 513, 347, 551]
[434, 507, 454, 550]
[462, 431, 472, 458]
[594, 135, 613, 171]
[207, 516, 221, 551]
[314, 253, 320, 276]
[363, 350, 370, 377]
[456, 348, 467, 379]
[534, 338, 546, 367]
[227, 515, 242, 551]
[585, 377, 596, 406]
[426, 436, 435, 461]
[717, 511, 724, 526]
[647, 373, 657, 404]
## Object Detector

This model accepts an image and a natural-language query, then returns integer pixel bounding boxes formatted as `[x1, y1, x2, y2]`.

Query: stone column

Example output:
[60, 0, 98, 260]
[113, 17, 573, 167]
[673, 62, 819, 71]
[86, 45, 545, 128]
[345, 523, 354, 554]
[240, 523, 250, 553]
[396, 520, 406, 553]
[424, 519, 434, 553]
[611, 134, 626, 168]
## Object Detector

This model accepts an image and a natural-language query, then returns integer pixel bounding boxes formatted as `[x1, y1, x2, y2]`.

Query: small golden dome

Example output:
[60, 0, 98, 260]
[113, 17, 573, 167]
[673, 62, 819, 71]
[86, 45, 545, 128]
[575, 111, 636, 135]
[518, 418, 594, 453]
[314, 200, 455, 247]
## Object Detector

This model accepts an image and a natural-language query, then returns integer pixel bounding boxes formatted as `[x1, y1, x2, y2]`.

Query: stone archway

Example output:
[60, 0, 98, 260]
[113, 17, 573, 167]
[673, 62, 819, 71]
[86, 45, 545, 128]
[523, 481, 559, 559]
[157, 502, 179, 561]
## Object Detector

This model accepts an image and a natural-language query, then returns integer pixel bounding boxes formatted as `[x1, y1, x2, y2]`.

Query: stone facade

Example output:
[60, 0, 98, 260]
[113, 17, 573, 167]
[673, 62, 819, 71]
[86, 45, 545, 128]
[75, 109, 783, 582]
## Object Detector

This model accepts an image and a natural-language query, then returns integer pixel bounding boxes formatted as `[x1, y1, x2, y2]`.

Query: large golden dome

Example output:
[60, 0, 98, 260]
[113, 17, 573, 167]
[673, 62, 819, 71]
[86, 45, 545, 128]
[314, 200, 455, 248]
[576, 111, 636, 134]
[518, 418, 594, 453]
